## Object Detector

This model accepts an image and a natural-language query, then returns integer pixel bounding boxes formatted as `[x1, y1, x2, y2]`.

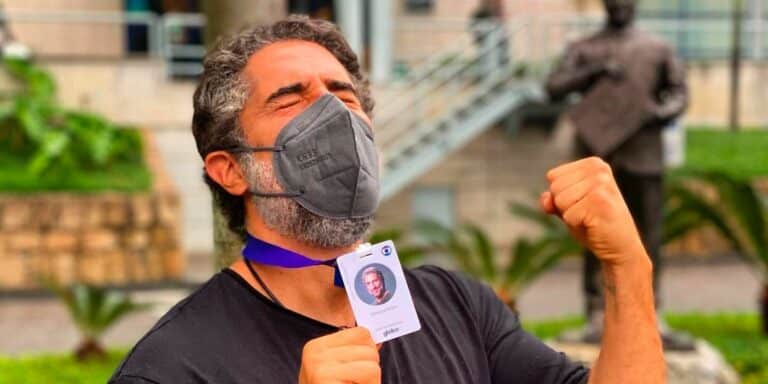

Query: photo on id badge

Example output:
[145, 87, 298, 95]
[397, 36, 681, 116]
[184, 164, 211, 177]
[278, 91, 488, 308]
[337, 241, 421, 343]
[355, 263, 396, 306]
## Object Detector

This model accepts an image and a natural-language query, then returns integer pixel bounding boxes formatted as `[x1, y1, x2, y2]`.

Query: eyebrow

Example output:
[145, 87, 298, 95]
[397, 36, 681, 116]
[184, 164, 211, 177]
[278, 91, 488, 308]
[264, 79, 360, 105]
[265, 82, 306, 104]
[326, 79, 357, 95]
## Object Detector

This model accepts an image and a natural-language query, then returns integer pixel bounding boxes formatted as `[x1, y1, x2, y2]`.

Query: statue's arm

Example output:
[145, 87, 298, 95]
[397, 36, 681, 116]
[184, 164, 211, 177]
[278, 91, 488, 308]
[545, 45, 605, 101]
[652, 50, 688, 123]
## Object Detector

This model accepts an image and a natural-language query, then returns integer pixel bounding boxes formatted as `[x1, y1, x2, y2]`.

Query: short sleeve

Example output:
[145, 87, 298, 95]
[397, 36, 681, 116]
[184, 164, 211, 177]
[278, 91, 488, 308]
[456, 272, 590, 384]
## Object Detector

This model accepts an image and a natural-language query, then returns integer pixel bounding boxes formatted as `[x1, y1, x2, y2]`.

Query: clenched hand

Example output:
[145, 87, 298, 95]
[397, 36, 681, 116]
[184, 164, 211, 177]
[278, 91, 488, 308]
[540, 157, 646, 266]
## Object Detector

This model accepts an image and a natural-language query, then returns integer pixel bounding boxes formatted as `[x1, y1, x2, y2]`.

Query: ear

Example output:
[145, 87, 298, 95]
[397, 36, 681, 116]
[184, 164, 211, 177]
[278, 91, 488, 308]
[204, 151, 249, 196]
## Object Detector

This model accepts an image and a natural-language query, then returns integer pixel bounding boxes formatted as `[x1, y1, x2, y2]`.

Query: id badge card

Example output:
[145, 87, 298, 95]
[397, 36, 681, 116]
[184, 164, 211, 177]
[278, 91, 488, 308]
[336, 240, 421, 343]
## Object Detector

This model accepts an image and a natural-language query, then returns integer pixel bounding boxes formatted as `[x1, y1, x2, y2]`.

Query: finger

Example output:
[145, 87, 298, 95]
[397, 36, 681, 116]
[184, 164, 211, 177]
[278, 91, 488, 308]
[547, 156, 609, 183]
[316, 361, 381, 384]
[310, 327, 375, 350]
[552, 177, 595, 212]
[561, 195, 590, 229]
[540, 192, 559, 215]
[548, 167, 589, 195]
[327, 345, 380, 364]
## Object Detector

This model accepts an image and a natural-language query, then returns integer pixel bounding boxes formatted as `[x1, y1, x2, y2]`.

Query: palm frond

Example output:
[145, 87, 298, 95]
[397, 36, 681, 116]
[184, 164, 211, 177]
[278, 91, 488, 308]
[462, 223, 496, 281]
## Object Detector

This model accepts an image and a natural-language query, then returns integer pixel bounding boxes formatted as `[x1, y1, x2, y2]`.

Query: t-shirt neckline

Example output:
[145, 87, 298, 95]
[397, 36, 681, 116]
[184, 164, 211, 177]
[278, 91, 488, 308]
[222, 268, 344, 332]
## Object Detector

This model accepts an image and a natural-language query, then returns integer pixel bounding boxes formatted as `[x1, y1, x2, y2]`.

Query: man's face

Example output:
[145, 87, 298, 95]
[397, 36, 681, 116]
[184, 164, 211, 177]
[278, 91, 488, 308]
[239, 40, 371, 159]
[603, 0, 636, 29]
[364, 272, 384, 299]
[237, 40, 374, 249]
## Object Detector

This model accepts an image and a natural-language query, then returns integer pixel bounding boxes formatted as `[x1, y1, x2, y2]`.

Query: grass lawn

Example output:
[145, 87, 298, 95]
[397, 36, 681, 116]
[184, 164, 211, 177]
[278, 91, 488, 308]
[525, 312, 768, 384]
[0, 313, 763, 383]
[0, 350, 127, 384]
[683, 128, 768, 179]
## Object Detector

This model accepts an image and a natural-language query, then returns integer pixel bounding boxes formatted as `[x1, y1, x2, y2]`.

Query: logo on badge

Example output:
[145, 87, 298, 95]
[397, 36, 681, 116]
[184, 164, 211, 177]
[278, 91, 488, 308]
[381, 245, 392, 256]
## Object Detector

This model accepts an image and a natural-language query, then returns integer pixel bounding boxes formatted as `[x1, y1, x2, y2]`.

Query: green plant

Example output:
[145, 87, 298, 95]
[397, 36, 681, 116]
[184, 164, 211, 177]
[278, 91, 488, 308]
[0, 58, 146, 180]
[666, 171, 768, 278]
[415, 202, 581, 313]
[665, 170, 768, 333]
[46, 281, 150, 361]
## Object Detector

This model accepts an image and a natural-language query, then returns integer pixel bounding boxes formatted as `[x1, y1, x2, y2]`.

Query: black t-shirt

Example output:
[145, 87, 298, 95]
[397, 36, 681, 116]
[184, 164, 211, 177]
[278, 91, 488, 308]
[110, 266, 589, 384]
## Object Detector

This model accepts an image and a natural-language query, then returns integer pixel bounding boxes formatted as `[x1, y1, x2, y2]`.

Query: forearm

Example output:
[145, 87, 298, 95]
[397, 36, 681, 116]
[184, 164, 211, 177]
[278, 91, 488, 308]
[588, 255, 665, 384]
[654, 89, 687, 123]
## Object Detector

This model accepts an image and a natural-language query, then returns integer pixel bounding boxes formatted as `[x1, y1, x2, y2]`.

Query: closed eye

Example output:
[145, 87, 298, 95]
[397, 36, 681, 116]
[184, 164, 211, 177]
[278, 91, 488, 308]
[277, 99, 301, 109]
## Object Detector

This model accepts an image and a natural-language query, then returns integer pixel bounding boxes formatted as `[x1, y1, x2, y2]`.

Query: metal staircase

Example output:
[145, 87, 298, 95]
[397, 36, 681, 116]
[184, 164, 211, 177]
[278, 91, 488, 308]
[377, 22, 545, 200]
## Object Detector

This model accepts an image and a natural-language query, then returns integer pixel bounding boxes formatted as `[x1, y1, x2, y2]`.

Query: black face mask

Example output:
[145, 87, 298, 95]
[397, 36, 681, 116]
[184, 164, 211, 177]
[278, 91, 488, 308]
[227, 94, 380, 219]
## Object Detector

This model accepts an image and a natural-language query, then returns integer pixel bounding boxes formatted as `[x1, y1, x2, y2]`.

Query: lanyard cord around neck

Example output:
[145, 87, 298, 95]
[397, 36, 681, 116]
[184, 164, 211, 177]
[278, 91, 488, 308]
[243, 257, 355, 329]
[244, 257, 285, 308]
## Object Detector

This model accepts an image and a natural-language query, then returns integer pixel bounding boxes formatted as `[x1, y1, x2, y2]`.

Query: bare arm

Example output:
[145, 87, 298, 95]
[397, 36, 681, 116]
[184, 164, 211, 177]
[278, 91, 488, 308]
[542, 158, 665, 384]
[590, 251, 663, 383]
[652, 49, 688, 123]
[545, 45, 606, 101]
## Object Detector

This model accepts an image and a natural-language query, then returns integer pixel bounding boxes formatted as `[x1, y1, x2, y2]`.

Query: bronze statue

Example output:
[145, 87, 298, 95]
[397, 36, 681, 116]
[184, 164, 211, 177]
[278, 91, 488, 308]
[546, 0, 691, 350]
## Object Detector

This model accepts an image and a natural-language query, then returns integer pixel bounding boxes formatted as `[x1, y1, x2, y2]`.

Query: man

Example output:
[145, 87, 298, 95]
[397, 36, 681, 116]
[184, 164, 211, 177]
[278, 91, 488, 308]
[110, 16, 664, 383]
[545, 0, 688, 347]
[362, 267, 391, 305]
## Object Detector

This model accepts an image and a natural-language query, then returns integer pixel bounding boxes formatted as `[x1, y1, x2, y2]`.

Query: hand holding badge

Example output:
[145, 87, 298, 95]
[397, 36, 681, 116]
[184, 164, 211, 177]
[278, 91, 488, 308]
[336, 241, 421, 343]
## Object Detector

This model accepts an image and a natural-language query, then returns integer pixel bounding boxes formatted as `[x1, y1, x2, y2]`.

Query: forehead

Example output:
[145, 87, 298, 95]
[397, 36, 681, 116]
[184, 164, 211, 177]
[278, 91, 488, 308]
[242, 40, 353, 97]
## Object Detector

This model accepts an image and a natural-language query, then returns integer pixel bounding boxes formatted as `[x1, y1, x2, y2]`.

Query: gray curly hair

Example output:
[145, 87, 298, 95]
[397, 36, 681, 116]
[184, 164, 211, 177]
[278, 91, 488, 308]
[191, 15, 375, 239]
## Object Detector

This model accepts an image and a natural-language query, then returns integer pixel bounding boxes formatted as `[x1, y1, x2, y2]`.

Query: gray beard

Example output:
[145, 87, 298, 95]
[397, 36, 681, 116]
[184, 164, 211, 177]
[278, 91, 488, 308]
[240, 156, 373, 249]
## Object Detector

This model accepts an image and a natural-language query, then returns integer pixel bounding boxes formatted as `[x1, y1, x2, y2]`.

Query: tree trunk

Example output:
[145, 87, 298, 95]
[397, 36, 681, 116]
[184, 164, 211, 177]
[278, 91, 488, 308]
[729, 0, 743, 132]
[202, 0, 286, 46]
[494, 287, 519, 315]
[201, 1, 286, 268]
[74, 338, 106, 361]
[761, 284, 768, 335]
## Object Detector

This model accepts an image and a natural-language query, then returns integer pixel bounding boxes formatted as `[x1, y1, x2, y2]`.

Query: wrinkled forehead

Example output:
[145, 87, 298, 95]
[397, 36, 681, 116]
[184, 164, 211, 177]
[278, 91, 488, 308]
[241, 40, 354, 100]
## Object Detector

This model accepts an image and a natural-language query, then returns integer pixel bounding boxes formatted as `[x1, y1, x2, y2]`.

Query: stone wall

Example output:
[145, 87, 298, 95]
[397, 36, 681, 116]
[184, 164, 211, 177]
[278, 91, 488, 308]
[0, 131, 183, 290]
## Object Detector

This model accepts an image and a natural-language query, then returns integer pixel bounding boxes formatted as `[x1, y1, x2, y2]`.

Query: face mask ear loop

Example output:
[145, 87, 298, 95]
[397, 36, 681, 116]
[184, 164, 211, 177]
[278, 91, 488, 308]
[224, 145, 286, 154]
[226, 145, 301, 197]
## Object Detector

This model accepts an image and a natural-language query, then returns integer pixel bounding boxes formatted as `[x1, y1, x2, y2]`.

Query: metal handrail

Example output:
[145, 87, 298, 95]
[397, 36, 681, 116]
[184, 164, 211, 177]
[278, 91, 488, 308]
[379, 20, 503, 107]
[376, 20, 526, 132]
[377, 23, 528, 149]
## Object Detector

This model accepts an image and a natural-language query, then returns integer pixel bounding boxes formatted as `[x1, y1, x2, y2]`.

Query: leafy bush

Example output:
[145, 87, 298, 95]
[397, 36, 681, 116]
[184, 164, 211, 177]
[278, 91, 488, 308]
[414, 201, 581, 312]
[0, 58, 150, 192]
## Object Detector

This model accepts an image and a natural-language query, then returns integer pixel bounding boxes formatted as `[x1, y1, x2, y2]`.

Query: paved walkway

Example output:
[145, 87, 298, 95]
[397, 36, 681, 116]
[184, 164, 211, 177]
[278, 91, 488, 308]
[0, 257, 760, 355]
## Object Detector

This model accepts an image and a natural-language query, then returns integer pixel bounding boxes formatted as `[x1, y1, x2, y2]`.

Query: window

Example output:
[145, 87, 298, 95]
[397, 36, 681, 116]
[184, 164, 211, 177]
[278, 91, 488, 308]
[404, 0, 433, 13]
[411, 187, 455, 228]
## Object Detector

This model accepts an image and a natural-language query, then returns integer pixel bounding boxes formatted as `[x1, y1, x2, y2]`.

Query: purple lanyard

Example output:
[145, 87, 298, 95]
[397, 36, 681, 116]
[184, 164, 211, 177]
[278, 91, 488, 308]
[242, 234, 344, 287]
